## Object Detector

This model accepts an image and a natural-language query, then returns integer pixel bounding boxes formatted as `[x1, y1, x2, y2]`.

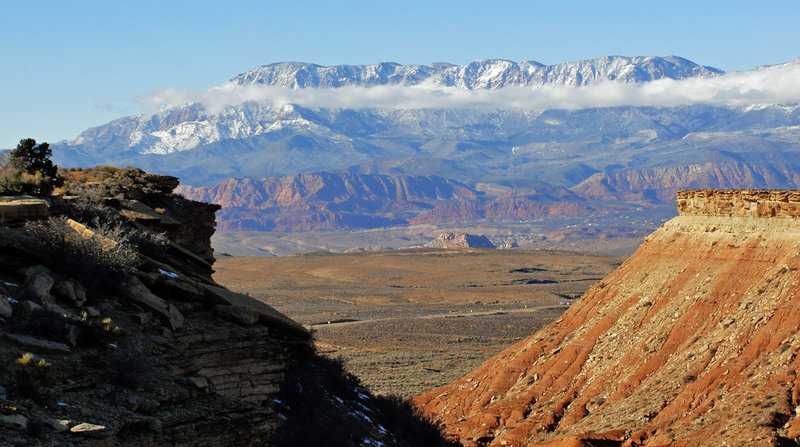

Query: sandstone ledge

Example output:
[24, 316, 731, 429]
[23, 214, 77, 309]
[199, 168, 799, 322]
[677, 189, 800, 218]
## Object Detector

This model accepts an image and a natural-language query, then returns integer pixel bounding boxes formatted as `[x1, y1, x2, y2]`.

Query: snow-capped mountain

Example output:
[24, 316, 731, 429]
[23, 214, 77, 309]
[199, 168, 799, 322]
[51, 56, 800, 192]
[229, 56, 722, 89]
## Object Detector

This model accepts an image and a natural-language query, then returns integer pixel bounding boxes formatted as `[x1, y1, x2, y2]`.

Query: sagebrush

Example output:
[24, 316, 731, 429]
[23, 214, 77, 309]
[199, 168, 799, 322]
[24, 216, 140, 292]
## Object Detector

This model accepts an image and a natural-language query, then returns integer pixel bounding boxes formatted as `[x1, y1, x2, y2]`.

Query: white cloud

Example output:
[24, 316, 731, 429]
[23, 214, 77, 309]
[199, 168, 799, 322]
[140, 59, 800, 114]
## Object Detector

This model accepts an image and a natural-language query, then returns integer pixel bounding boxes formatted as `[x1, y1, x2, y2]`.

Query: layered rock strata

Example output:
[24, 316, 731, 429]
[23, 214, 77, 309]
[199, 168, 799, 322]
[0, 168, 309, 445]
[0, 196, 49, 226]
[415, 189, 800, 446]
[1, 166, 454, 446]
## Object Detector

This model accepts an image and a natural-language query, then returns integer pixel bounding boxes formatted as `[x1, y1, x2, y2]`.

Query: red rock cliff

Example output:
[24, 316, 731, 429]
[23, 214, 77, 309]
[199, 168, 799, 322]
[415, 189, 800, 446]
[677, 189, 800, 218]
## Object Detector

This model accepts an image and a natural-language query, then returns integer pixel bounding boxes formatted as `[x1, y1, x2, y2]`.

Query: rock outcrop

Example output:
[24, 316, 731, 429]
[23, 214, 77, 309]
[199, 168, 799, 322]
[0, 166, 453, 446]
[676, 188, 800, 218]
[0, 196, 49, 226]
[415, 189, 800, 446]
[425, 232, 495, 249]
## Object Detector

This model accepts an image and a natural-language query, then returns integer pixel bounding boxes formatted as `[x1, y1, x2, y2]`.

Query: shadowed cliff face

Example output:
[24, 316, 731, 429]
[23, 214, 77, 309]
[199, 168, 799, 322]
[415, 189, 800, 446]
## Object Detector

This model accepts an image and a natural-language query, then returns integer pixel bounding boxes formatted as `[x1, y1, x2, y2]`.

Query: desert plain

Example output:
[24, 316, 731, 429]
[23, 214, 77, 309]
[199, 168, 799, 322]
[214, 248, 622, 397]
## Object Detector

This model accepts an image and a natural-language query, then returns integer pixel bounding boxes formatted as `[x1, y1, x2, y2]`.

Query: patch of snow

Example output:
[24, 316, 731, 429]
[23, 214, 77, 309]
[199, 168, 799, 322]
[351, 409, 374, 425]
[158, 269, 179, 278]
[3, 282, 18, 287]
[129, 131, 144, 145]
[146, 121, 223, 154]
[7, 297, 19, 304]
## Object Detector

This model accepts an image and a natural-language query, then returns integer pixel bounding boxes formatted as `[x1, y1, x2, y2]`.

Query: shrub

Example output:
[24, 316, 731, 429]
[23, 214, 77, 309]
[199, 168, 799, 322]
[51, 183, 171, 262]
[128, 230, 169, 261]
[77, 316, 121, 347]
[0, 165, 54, 196]
[14, 353, 53, 397]
[51, 185, 120, 227]
[24, 216, 140, 292]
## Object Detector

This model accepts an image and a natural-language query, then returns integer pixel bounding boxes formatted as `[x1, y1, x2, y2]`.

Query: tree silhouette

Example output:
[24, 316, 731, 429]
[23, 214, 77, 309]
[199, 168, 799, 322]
[10, 138, 58, 180]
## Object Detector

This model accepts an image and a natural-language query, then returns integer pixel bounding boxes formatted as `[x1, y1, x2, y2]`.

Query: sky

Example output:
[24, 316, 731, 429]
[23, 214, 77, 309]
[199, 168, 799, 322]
[1, 0, 799, 149]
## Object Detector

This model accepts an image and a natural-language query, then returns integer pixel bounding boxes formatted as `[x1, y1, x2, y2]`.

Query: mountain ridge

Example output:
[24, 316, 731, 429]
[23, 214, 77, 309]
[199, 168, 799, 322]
[175, 171, 614, 231]
[230, 55, 723, 89]
[49, 56, 800, 235]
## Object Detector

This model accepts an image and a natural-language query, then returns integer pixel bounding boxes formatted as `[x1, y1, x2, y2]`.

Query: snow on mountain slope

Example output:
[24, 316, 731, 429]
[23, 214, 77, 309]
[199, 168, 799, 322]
[50, 57, 800, 189]
[229, 56, 722, 89]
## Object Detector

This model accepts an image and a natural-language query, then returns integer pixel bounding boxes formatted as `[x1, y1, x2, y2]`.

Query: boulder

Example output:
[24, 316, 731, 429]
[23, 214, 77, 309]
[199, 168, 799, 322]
[52, 279, 87, 307]
[168, 304, 184, 330]
[200, 283, 307, 335]
[0, 196, 49, 226]
[5, 332, 70, 354]
[47, 418, 71, 433]
[22, 300, 42, 313]
[215, 304, 260, 325]
[120, 199, 181, 226]
[70, 422, 112, 438]
[121, 277, 184, 330]
[42, 302, 69, 317]
[0, 296, 11, 318]
[18, 264, 56, 304]
[0, 414, 28, 431]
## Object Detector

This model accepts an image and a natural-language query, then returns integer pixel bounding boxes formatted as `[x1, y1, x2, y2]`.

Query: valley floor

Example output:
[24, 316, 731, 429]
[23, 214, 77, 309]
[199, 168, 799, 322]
[214, 248, 622, 397]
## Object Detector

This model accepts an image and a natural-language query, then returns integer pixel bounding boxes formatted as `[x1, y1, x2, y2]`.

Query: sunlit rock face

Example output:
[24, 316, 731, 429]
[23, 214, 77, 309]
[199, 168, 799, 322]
[415, 189, 800, 446]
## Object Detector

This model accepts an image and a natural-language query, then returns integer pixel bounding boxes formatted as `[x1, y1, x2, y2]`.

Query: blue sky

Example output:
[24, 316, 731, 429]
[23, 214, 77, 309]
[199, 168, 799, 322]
[1, 0, 798, 149]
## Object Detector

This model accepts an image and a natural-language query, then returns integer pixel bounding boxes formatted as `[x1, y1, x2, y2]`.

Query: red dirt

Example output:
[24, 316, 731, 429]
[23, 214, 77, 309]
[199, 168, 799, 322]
[414, 190, 800, 446]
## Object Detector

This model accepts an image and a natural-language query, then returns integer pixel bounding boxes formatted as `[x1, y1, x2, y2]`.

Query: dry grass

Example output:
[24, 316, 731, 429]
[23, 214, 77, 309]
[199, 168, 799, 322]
[215, 248, 622, 397]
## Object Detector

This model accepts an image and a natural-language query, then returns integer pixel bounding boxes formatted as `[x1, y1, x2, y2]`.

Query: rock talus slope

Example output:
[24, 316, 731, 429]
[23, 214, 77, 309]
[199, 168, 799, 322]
[415, 189, 800, 446]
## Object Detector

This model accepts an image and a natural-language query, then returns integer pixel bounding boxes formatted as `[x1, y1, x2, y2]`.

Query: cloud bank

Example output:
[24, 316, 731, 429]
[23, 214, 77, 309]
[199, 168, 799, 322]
[141, 60, 800, 114]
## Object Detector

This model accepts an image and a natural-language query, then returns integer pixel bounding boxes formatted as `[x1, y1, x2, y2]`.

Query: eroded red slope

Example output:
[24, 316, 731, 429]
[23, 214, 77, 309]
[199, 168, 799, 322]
[415, 190, 800, 446]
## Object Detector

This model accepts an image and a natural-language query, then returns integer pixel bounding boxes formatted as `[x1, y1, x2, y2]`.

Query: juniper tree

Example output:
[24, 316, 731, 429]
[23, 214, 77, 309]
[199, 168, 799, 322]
[10, 138, 57, 180]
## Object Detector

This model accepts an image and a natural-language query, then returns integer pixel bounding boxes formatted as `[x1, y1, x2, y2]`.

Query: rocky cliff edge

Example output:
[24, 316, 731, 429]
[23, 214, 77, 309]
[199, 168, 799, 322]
[0, 166, 453, 447]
